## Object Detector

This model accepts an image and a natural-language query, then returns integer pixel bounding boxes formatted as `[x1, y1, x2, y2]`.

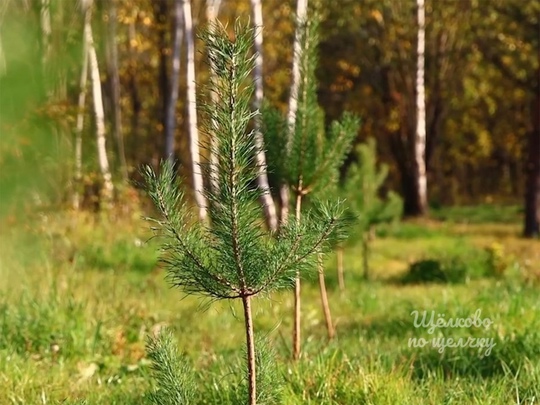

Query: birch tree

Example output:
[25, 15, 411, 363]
[414, 0, 428, 215]
[183, 0, 207, 221]
[264, 16, 357, 359]
[0, 2, 9, 77]
[164, 0, 184, 162]
[250, 0, 279, 232]
[281, 0, 309, 225]
[73, 9, 90, 210]
[85, 0, 114, 206]
[40, 0, 51, 68]
[205, 0, 221, 195]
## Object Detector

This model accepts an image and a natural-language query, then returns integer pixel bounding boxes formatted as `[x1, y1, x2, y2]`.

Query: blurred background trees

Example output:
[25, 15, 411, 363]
[0, 0, 538, 235]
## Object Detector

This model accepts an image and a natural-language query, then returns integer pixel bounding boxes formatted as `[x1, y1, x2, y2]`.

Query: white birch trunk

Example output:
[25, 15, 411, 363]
[282, 0, 309, 224]
[40, 0, 52, 67]
[250, 0, 278, 233]
[183, 0, 207, 221]
[415, 0, 428, 214]
[206, 0, 221, 196]
[289, 0, 309, 362]
[86, 5, 114, 206]
[73, 11, 90, 210]
[0, 1, 7, 75]
[165, 0, 184, 161]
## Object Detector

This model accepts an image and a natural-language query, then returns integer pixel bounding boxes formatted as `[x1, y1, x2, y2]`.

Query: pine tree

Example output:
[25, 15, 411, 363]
[341, 138, 403, 282]
[142, 21, 347, 405]
[263, 14, 358, 359]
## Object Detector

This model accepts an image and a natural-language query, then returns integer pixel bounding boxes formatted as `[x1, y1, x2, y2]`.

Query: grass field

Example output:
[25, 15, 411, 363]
[0, 205, 539, 404]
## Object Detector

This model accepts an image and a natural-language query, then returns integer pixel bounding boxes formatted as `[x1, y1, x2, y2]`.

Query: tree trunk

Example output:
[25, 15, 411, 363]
[524, 78, 540, 237]
[153, 0, 170, 159]
[337, 245, 344, 291]
[73, 13, 90, 211]
[282, 0, 309, 226]
[242, 295, 257, 405]
[128, 11, 141, 159]
[165, 0, 184, 162]
[206, 0, 221, 195]
[318, 253, 335, 340]
[293, 192, 302, 360]
[40, 0, 51, 68]
[362, 231, 370, 280]
[413, 0, 428, 216]
[250, 0, 278, 233]
[106, 0, 128, 181]
[86, 4, 114, 207]
[183, 0, 207, 222]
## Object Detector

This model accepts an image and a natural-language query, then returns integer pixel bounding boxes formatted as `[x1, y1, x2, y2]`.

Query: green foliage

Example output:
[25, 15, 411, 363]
[343, 138, 403, 234]
[1, 211, 539, 404]
[263, 15, 359, 199]
[144, 21, 346, 301]
[400, 243, 513, 285]
[146, 330, 195, 404]
[142, 20, 347, 403]
[401, 259, 467, 284]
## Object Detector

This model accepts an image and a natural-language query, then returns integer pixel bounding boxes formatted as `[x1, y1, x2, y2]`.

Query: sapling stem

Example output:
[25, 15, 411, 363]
[337, 245, 345, 291]
[293, 191, 303, 360]
[242, 295, 257, 405]
[143, 21, 348, 403]
[318, 252, 335, 340]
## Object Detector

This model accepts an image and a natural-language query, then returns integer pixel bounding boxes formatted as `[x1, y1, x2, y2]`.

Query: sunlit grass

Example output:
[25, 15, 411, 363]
[0, 208, 539, 404]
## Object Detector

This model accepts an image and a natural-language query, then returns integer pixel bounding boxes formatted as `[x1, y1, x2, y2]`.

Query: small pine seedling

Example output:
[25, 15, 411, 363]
[341, 138, 403, 282]
[263, 13, 359, 359]
[142, 20, 347, 405]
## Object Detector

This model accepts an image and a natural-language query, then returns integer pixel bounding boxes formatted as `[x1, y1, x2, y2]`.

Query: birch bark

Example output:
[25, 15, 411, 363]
[414, 0, 428, 215]
[250, 0, 278, 232]
[183, 0, 207, 221]
[86, 3, 114, 206]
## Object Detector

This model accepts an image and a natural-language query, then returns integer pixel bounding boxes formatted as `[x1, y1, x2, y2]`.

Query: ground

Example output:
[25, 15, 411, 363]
[0, 205, 539, 404]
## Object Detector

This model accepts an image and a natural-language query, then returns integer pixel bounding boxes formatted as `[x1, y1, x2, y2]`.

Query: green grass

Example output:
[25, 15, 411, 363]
[0, 208, 539, 404]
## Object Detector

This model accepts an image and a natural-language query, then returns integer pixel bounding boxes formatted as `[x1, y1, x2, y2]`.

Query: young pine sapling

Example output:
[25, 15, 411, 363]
[263, 15, 358, 359]
[340, 138, 403, 283]
[143, 21, 347, 405]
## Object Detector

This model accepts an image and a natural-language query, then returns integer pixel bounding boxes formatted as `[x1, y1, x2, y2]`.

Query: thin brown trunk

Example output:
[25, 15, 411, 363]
[153, 0, 169, 158]
[318, 253, 335, 340]
[128, 11, 141, 158]
[362, 232, 370, 280]
[242, 295, 257, 405]
[524, 78, 540, 237]
[293, 192, 302, 360]
[165, 0, 184, 161]
[337, 245, 344, 291]
[280, 184, 290, 225]
[106, 0, 128, 181]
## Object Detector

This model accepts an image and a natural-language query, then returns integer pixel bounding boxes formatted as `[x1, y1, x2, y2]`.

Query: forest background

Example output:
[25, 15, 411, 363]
[0, 0, 538, 234]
